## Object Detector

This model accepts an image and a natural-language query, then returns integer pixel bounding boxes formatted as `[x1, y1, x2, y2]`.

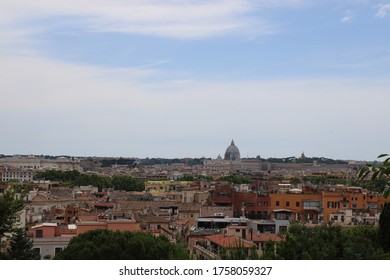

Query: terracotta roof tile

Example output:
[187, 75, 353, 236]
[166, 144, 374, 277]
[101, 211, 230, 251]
[206, 233, 253, 248]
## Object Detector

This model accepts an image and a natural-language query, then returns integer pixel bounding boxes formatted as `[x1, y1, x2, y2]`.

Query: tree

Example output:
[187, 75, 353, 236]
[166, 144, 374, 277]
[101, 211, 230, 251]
[277, 223, 344, 260]
[7, 228, 40, 260]
[260, 240, 279, 260]
[378, 203, 390, 253]
[342, 225, 386, 259]
[358, 154, 390, 198]
[55, 229, 189, 260]
[0, 190, 24, 247]
[273, 223, 387, 260]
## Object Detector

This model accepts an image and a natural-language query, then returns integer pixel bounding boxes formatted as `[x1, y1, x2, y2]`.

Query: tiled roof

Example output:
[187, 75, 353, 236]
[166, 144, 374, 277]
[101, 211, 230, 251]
[206, 233, 253, 248]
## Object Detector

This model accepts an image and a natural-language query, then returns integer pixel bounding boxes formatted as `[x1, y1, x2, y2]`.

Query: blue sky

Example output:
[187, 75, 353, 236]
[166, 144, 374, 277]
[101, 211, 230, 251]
[0, 0, 389, 160]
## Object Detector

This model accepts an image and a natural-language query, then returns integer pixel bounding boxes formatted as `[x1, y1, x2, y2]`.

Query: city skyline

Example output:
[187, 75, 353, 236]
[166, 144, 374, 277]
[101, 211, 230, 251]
[1, 1, 389, 160]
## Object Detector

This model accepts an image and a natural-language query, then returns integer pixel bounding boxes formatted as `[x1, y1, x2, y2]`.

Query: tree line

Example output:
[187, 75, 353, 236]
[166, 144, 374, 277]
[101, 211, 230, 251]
[261, 222, 390, 260]
[54, 229, 189, 260]
[34, 170, 145, 192]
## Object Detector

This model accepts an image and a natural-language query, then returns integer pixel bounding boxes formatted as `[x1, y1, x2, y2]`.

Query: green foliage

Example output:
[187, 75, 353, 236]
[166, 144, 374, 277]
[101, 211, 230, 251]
[7, 228, 40, 260]
[219, 244, 258, 260]
[358, 154, 390, 198]
[272, 223, 387, 260]
[342, 226, 385, 259]
[260, 240, 278, 260]
[101, 158, 136, 168]
[181, 174, 214, 182]
[265, 157, 347, 164]
[217, 175, 252, 184]
[54, 229, 189, 260]
[34, 170, 145, 192]
[0, 190, 24, 245]
[378, 203, 390, 253]
[111, 176, 145, 192]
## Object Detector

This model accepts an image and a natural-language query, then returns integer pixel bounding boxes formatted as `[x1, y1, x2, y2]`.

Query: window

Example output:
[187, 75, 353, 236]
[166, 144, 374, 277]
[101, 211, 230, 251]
[276, 201, 280, 206]
[258, 202, 262, 207]
[263, 202, 268, 207]
[296, 202, 300, 207]
[286, 201, 290, 207]
[352, 204, 357, 209]
[303, 201, 320, 209]
[35, 230, 43, 238]
[55, 247, 63, 255]
[247, 202, 254, 207]
[279, 226, 288, 232]
[33, 248, 41, 256]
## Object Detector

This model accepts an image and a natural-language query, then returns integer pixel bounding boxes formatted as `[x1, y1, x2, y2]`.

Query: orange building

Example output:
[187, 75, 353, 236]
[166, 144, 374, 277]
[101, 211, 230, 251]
[322, 187, 367, 222]
[269, 192, 322, 222]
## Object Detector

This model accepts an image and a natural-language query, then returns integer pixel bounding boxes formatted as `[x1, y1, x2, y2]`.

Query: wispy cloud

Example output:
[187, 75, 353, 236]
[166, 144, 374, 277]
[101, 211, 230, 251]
[0, 0, 279, 40]
[1, 51, 389, 158]
[341, 9, 356, 23]
[375, 3, 390, 18]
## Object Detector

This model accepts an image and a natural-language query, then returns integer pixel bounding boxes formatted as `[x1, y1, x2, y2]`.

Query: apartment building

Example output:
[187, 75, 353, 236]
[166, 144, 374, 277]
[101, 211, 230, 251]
[0, 166, 34, 182]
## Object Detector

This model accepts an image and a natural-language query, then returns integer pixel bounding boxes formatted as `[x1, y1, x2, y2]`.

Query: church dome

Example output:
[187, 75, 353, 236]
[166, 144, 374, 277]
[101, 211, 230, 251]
[224, 140, 241, 161]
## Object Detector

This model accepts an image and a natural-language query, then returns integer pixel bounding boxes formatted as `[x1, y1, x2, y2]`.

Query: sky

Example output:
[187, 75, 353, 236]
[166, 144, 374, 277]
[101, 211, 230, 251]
[0, 0, 389, 160]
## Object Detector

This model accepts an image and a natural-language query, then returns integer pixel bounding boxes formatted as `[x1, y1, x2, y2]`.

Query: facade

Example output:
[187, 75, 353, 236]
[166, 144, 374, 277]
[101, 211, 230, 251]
[269, 192, 323, 223]
[233, 192, 269, 219]
[0, 166, 34, 182]
[31, 223, 76, 259]
[0, 155, 82, 171]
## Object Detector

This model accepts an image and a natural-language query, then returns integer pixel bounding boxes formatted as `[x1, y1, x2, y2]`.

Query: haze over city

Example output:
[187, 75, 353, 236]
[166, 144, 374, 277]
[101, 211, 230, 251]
[1, 1, 389, 160]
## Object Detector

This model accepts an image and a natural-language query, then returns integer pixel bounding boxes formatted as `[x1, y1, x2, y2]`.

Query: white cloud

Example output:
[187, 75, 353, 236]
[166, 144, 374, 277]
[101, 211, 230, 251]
[341, 10, 356, 22]
[0, 52, 389, 159]
[0, 0, 279, 39]
[375, 3, 390, 18]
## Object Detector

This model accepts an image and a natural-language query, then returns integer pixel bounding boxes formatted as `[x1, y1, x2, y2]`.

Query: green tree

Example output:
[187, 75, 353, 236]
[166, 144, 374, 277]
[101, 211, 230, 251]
[260, 240, 279, 260]
[217, 175, 252, 184]
[342, 226, 385, 259]
[358, 154, 390, 198]
[275, 223, 386, 260]
[378, 203, 390, 253]
[112, 176, 145, 192]
[0, 190, 24, 248]
[55, 229, 189, 260]
[7, 228, 40, 260]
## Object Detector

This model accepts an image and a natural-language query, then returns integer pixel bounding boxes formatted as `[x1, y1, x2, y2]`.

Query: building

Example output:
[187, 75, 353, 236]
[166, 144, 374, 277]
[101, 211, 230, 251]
[202, 140, 243, 176]
[224, 140, 241, 161]
[192, 233, 254, 260]
[0, 166, 34, 182]
[233, 191, 269, 219]
[0, 155, 82, 171]
[31, 223, 76, 259]
[269, 192, 322, 223]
